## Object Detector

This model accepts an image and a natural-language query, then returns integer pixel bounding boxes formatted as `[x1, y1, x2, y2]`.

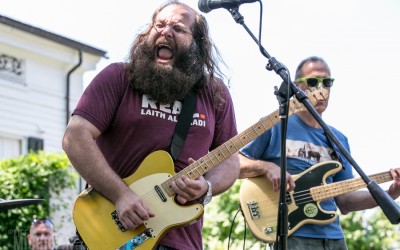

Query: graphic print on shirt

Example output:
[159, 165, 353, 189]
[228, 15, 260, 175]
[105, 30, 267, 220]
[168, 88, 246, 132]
[286, 139, 339, 164]
[140, 94, 206, 127]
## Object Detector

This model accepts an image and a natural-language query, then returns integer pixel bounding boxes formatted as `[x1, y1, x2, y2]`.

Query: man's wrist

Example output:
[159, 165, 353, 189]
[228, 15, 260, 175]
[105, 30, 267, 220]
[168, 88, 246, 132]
[388, 189, 400, 200]
[197, 180, 212, 206]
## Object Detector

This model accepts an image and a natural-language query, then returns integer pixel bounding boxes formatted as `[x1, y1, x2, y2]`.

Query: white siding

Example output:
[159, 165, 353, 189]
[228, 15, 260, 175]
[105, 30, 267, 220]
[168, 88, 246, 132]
[0, 20, 104, 245]
[0, 135, 22, 159]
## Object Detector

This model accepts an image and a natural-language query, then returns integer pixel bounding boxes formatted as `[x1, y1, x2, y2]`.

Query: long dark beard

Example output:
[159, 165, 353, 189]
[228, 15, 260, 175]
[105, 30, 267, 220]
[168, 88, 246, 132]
[130, 41, 203, 104]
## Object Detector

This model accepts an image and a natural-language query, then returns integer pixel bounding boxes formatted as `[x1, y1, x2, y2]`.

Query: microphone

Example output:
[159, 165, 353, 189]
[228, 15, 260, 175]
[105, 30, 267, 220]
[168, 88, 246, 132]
[198, 0, 258, 13]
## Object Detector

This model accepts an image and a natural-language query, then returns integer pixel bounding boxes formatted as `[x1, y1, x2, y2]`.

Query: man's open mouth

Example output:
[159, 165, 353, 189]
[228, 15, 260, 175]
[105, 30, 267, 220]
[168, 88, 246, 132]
[157, 44, 174, 63]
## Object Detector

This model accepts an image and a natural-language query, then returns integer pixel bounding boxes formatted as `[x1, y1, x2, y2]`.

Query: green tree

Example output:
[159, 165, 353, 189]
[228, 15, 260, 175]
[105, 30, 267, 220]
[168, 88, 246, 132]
[341, 208, 400, 250]
[0, 151, 77, 250]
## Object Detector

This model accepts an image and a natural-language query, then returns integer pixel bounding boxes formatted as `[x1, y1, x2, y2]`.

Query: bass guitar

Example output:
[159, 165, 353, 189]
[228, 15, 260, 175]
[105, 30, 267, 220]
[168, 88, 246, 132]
[240, 161, 395, 243]
[73, 89, 328, 249]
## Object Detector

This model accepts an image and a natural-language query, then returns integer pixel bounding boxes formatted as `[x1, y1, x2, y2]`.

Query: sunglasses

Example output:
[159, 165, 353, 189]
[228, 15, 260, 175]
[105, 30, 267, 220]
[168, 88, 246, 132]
[296, 77, 334, 88]
[32, 218, 54, 228]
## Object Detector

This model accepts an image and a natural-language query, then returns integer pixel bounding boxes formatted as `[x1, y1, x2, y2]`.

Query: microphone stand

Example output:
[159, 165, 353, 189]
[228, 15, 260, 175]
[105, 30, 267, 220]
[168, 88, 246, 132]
[226, 5, 400, 250]
[227, 7, 291, 250]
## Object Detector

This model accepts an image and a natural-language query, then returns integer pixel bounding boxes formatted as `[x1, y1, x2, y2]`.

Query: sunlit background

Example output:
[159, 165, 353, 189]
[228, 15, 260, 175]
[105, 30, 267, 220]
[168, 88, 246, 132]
[2, 0, 399, 195]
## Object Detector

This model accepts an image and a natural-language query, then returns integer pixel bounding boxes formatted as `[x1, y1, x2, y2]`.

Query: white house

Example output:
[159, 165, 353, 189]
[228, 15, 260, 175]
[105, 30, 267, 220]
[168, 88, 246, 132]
[0, 14, 107, 245]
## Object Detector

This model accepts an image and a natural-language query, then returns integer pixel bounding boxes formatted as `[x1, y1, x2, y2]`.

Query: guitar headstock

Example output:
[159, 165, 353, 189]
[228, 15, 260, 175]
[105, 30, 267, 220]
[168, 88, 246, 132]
[289, 88, 329, 114]
[307, 88, 329, 105]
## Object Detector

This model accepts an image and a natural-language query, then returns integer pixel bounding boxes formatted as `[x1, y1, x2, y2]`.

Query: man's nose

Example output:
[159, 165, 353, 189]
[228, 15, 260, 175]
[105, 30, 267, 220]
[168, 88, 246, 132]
[161, 25, 174, 37]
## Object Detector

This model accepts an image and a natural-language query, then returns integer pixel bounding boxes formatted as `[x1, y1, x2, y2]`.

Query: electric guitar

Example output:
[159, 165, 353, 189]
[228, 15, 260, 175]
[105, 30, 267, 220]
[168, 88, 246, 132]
[239, 161, 396, 243]
[72, 89, 328, 250]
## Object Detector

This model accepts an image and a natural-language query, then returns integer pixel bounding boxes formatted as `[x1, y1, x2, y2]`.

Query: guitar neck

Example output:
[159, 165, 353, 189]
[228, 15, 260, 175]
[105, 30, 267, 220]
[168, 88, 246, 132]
[161, 91, 326, 196]
[161, 109, 279, 196]
[310, 171, 394, 201]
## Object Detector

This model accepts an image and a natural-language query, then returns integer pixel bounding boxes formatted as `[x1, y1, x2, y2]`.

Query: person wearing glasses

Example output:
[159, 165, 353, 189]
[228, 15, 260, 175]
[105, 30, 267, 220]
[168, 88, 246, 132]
[62, 1, 239, 250]
[238, 56, 400, 249]
[27, 218, 56, 250]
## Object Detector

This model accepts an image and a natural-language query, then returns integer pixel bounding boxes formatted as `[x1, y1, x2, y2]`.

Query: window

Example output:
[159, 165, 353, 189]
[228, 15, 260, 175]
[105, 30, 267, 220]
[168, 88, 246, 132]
[27, 137, 44, 152]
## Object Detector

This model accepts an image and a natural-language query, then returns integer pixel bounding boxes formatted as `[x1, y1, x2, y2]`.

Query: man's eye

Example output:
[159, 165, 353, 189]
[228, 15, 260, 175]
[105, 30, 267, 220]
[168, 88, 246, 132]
[155, 23, 165, 29]
[172, 25, 184, 33]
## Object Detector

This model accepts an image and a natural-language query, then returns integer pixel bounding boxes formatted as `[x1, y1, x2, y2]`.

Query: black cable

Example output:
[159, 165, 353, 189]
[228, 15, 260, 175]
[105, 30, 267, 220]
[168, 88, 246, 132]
[227, 207, 242, 250]
[243, 210, 247, 250]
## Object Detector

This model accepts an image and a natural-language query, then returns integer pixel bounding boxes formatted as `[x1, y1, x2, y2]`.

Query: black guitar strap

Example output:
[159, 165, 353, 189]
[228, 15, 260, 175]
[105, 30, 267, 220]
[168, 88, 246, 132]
[170, 88, 196, 161]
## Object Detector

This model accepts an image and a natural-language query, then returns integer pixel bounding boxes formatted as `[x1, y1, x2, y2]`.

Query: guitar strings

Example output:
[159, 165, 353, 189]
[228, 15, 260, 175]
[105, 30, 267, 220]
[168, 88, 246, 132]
[290, 172, 392, 206]
[249, 171, 393, 220]
[255, 188, 330, 208]
[137, 157, 215, 204]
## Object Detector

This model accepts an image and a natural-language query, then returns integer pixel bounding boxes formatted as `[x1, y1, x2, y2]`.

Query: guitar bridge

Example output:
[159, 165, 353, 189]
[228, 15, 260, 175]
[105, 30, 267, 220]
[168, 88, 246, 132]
[247, 201, 261, 219]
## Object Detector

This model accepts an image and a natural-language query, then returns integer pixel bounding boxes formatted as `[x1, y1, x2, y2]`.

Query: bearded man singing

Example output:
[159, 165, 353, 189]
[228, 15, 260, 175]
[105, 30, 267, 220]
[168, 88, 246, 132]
[62, 1, 240, 250]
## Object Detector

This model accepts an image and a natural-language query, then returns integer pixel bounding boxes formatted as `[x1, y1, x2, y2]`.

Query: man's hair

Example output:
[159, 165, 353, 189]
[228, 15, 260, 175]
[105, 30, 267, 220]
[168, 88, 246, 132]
[295, 56, 331, 79]
[30, 218, 54, 230]
[126, 0, 227, 106]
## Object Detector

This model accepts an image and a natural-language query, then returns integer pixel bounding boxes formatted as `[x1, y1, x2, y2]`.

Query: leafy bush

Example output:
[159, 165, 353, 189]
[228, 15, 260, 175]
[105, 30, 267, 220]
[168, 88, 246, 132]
[341, 208, 400, 250]
[0, 151, 77, 249]
[203, 180, 268, 250]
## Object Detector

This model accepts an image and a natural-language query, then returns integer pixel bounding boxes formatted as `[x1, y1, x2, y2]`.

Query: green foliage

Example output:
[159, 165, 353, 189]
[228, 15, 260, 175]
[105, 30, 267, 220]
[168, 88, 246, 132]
[341, 209, 400, 250]
[0, 151, 77, 250]
[203, 180, 269, 250]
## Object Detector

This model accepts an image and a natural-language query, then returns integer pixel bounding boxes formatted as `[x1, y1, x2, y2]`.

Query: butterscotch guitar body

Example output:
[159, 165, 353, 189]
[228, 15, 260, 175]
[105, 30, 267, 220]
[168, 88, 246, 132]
[73, 151, 203, 249]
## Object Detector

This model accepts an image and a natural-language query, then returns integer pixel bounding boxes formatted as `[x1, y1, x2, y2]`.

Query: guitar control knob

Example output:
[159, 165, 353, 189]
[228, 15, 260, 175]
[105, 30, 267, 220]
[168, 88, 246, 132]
[131, 239, 139, 246]
[264, 227, 273, 235]
[145, 229, 153, 237]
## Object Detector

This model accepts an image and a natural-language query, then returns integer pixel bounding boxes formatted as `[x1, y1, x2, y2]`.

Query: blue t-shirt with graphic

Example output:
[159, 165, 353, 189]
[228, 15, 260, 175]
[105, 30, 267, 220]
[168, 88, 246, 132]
[240, 114, 354, 239]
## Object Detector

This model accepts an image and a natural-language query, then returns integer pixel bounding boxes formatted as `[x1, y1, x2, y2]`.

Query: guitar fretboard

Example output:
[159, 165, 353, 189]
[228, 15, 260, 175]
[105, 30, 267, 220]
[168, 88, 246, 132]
[310, 171, 394, 201]
[162, 90, 328, 196]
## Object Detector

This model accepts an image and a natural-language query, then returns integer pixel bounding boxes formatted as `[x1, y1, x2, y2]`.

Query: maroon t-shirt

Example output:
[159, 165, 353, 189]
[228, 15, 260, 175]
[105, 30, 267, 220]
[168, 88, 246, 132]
[73, 63, 237, 249]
